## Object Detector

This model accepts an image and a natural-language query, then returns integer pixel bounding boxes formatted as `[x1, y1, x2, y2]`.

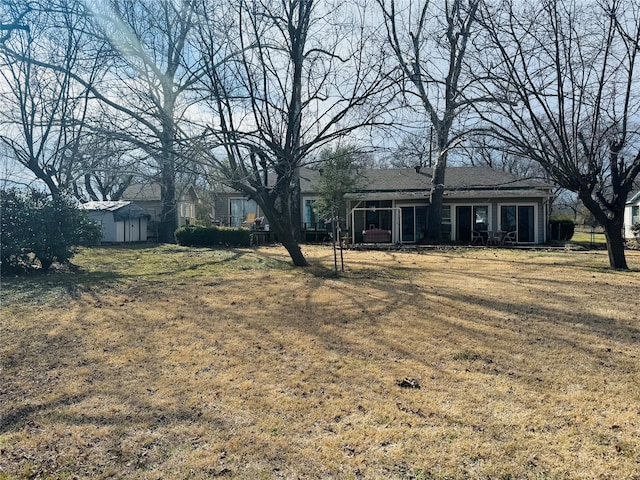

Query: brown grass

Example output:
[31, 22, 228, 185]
[1, 245, 640, 479]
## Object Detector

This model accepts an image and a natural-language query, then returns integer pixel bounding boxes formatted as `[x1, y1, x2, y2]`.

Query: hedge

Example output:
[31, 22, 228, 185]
[175, 225, 251, 247]
[549, 217, 575, 241]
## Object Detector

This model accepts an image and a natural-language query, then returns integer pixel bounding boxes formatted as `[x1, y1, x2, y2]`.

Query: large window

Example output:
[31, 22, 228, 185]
[500, 205, 535, 243]
[632, 205, 640, 224]
[229, 198, 258, 227]
[304, 199, 326, 230]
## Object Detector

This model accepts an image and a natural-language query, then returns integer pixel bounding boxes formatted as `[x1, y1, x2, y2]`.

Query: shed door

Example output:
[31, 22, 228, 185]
[128, 219, 141, 242]
[116, 221, 125, 242]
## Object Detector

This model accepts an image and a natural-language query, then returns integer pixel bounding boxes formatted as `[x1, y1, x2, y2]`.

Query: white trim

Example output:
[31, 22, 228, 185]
[624, 201, 640, 239]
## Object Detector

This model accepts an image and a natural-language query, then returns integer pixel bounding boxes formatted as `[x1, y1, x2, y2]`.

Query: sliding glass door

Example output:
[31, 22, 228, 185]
[401, 206, 428, 243]
[500, 205, 535, 243]
[456, 205, 488, 243]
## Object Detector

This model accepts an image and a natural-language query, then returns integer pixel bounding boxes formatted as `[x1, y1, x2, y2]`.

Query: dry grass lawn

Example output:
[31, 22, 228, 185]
[1, 245, 640, 479]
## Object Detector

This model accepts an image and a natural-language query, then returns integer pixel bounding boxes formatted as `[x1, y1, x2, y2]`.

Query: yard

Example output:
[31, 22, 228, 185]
[1, 245, 639, 479]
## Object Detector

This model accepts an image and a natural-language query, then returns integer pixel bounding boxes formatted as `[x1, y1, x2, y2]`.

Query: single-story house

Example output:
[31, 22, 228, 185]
[121, 183, 199, 238]
[624, 185, 640, 240]
[79, 201, 150, 243]
[215, 165, 554, 245]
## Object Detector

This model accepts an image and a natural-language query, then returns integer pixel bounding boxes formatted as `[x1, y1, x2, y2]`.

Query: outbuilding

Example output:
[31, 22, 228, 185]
[624, 187, 640, 241]
[80, 201, 150, 243]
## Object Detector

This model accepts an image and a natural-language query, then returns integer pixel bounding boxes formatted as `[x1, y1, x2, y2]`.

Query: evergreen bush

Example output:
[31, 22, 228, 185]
[549, 216, 575, 241]
[1, 189, 102, 272]
[175, 225, 251, 247]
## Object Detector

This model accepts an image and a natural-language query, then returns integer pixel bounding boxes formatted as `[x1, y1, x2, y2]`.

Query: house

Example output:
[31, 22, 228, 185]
[305, 166, 553, 245]
[121, 183, 199, 238]
[79, 201, 150, 243]
[624, 185, 640, 240]
[215, 166, 554, 245]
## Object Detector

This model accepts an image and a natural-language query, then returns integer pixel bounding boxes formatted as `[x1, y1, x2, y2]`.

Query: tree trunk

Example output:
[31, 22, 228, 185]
[276, 225, 308, 267]
[253, 184, 308, 267]
[159, 165, 177, 243]
[580, 193, 629, 270]
[264, 210, 308, 267]
[290, 168, 302, 243]
[602, 219, 628, 270]
[427, 150, 447, 242]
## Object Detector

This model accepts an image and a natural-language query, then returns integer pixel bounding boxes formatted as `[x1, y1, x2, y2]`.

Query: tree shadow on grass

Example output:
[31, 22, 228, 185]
[255, 248, 640, 380]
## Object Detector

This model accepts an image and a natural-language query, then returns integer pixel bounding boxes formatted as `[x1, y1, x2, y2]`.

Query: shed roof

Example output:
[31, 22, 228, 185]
[80, 201, 149, 220]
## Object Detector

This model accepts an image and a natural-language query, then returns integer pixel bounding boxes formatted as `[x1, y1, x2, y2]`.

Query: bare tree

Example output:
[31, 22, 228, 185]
[0, 0, 30, 43]
[84, 0, 207, 242]
[461, 135, 546, 178]
[377, 0, 487, 241]
[0, 0, 106, 199]
[198, 0, 393, 266]
[72, 128, 138, 201]
[478, 0, 640, 269]
[385, 128, 434, 169]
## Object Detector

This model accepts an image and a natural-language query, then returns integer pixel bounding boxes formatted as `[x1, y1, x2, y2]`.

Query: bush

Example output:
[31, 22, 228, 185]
[549, 217, 575, 241]
[175, 225, 251, 247]
[1, 189, 102, 272]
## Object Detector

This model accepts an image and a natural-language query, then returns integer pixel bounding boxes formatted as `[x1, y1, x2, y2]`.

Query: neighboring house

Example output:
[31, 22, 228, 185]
[79, 201, 149, 243]
[215, 165, 554, 245]
[624, 186, 640, 240]
[121, 183, 199, 238]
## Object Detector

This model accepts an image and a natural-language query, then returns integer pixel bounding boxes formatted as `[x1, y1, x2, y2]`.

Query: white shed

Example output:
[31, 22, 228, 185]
[624, 189, 640, 240]
[80, 201, 150, 243]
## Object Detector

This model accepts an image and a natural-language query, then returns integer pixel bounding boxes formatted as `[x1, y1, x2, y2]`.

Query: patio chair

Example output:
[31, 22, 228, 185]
[503, 231, 517, 245]
[242, 212, 256, 228]
[471, 230, 485, 246]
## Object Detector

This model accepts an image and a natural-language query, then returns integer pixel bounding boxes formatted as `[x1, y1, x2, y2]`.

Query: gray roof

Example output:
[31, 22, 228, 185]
[122, 183, 162, 201]
[217, 165, 553, 200]
[80, 201, 149, 220]
[303, 166, 552, 197]
[122, 183, 198, 201]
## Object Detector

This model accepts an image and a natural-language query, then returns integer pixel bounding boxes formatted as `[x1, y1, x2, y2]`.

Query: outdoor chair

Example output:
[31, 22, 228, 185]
[242, 212, 256, 228]
[503, 231, 517, 245]
[471, 230, 485, 246]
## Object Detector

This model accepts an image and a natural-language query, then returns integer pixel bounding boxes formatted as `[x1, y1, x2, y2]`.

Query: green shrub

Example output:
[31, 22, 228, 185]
[549, 217, 575, 241]
[175, 225, 251, 247]
[1, 189, 102, 272]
